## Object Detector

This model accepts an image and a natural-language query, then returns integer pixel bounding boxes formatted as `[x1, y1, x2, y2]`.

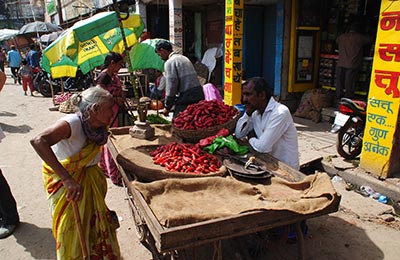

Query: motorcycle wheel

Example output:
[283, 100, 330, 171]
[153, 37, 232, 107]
[37, 80, 61, 97]
[36, 79, 53, 97]
[336, 120, 364, 159]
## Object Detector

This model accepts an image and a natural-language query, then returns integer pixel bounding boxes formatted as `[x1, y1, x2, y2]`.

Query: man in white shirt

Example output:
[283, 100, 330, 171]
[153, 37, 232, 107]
[235, 77, 299, 169]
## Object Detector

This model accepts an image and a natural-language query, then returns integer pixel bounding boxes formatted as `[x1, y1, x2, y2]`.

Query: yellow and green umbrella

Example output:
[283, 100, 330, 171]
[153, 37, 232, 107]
[41, 11, 144, 78]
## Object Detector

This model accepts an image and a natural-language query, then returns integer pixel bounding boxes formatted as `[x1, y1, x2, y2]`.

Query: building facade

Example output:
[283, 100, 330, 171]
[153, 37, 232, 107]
[0, 0, 45, 29]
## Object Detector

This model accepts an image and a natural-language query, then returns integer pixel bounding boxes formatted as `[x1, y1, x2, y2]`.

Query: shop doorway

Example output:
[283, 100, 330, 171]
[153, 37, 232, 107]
[243, 4, 278, 92]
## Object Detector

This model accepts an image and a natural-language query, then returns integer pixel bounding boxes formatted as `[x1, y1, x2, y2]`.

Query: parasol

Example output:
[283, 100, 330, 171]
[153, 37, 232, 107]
[0, 29, 19, 41]
[18, 21, 62, 37]
[129, 38, 166, 72]
[41, 11, 144, 78]
[40, 31, 64, 45]
[5, 35, 34, 49]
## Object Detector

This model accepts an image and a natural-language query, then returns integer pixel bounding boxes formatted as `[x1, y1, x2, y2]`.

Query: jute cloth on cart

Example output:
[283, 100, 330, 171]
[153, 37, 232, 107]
[133, 172, 337, 228]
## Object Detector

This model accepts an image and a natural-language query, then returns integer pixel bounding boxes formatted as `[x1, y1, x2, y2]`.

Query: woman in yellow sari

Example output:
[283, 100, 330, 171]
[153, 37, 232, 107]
[31, 86, 121, 259]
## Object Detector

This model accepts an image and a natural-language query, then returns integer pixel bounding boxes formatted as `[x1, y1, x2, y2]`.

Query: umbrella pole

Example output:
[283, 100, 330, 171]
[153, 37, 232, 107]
[113, 0, 143, 119]
[49, 76, 55, 105]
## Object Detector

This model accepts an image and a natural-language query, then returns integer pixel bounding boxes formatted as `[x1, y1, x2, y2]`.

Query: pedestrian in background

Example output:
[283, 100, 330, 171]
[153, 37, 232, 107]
[0, 47, 6, 72]
[0, 69, 20, 239]
[7, 45, 22, 84]
[26, 44, 40, 68]
[336, 22, 372, 100]
[155, 40, 204, 118]
[30, 86, 121, 259]
[19, 59, 34, 96]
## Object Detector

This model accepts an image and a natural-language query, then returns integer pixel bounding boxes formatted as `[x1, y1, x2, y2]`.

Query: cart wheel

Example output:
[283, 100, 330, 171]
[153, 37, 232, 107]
[129, 201, 148, 242]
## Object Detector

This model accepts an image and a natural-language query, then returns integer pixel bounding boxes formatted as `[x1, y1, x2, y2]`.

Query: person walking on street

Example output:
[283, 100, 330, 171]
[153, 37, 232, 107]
[19, 59, 35, 96]
[336, 22, 372, 100]
[7, 45, 22, 84]
[0, 169, 20, 239]
[0, 70, 20, 239]
[26, 44, 40, 69]
[155, 40, 204, 118]
[0, 48, 6, 72]
[235, 77, 299, 169]
[30, 86, 121, 259]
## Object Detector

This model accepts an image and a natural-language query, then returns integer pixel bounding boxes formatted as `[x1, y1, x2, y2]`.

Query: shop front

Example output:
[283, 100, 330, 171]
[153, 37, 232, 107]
[289, 0, 380, 99]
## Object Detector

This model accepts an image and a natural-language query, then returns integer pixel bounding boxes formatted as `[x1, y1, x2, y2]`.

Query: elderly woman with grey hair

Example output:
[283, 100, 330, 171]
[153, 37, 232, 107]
[30, 86, 121, 259]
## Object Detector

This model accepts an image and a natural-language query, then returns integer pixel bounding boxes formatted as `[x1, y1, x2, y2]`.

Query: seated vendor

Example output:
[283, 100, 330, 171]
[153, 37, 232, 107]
[235, 77, 299, 169]
[150, 70, 166, 100]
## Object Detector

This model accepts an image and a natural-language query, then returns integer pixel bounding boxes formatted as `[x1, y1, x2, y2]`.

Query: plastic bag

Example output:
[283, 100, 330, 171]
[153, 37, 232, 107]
[198, 128, 230, 147]
[202, 83, 223, 101]
[204, 135, 249, 154]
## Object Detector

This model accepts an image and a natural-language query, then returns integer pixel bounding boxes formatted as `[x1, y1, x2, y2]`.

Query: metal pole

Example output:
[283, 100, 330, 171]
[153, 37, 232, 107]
[112, 0, 143, 119]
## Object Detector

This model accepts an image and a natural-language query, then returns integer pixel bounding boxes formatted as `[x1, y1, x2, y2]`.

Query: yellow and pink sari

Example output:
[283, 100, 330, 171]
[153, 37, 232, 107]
[42, 142, 121, 260]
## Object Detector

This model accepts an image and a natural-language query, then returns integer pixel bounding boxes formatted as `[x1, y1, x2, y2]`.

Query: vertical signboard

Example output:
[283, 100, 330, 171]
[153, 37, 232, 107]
[169, 0, 183, 47]
[360, 0, 400, 178]
[224, 0, 243, 106]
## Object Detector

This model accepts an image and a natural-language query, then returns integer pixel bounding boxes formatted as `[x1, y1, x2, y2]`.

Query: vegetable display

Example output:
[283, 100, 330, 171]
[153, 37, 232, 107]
[147, 114, 171, 124]
[173, 100, 238, 130]
[150, 142, 221, 174]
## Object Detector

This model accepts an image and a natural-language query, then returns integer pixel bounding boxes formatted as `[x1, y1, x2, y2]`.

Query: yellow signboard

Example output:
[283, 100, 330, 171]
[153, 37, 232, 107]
[360, 0, 400, 178]
[224, 0, 243, 106]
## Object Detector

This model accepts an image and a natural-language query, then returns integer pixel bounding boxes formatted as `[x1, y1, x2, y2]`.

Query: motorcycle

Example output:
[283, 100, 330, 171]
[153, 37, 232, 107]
[330, 98, 367, 159]
[33, 68, 62, 97]
[63, 69, 94, 92]
[33, 68, 94, 97]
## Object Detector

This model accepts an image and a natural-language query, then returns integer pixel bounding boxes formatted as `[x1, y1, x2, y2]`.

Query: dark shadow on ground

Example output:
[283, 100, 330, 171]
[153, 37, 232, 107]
[0, 111, 17, 117]
[175, 215, 383, 260]
[0, 122, 32, 134]
[13, 222, 56, 260]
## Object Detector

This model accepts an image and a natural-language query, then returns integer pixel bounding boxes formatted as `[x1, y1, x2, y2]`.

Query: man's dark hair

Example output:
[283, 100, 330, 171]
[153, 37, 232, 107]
[155, 40, 173, 52]
[29, 44, 35, 50]
[244, 77, 273, 98]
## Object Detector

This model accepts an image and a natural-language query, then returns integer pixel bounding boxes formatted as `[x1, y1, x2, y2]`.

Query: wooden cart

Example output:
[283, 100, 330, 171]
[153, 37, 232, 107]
[107, 127, 341, 260]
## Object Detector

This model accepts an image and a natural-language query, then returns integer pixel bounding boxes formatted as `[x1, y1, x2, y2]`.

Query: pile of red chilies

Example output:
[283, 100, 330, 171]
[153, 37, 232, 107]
[150, 142, 221, 174]
[173, 100, 238, 130]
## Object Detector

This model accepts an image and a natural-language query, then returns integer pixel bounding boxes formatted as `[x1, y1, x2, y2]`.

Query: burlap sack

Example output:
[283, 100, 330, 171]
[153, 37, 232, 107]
[293, 89, 313, 118]
[311, 88, 333, 111]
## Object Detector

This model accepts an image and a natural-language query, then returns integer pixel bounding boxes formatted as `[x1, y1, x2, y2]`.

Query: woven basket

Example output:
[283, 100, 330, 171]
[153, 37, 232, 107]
[172, 110, 240, 143]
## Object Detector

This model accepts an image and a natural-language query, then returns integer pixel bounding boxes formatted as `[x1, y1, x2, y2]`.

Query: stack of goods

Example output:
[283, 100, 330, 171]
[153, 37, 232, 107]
[172, 100, 239, 142]
[150, 142, 221, 174]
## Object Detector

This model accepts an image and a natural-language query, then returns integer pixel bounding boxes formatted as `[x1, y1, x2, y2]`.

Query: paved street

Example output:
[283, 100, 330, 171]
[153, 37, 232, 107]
[1, 68, 400, 259]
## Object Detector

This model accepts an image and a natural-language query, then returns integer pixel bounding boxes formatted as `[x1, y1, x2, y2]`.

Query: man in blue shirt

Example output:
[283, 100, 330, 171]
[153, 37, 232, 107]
[26, 44, 40, 68]
[7, 45, 22, 84]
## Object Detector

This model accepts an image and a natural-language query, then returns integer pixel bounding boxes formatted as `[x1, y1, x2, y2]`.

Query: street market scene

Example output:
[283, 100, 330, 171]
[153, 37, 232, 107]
[1, 0, 400, 259]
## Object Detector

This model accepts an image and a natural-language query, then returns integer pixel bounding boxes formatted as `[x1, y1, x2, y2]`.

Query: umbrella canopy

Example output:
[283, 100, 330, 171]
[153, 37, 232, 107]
[41, 11, 144, 78]
[129, 38, 166, 72]
[18, 21, 62, 37]
[40, 31, 64, 45]
[0, 29, 19, 41]
[5, 35, 34, 49]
